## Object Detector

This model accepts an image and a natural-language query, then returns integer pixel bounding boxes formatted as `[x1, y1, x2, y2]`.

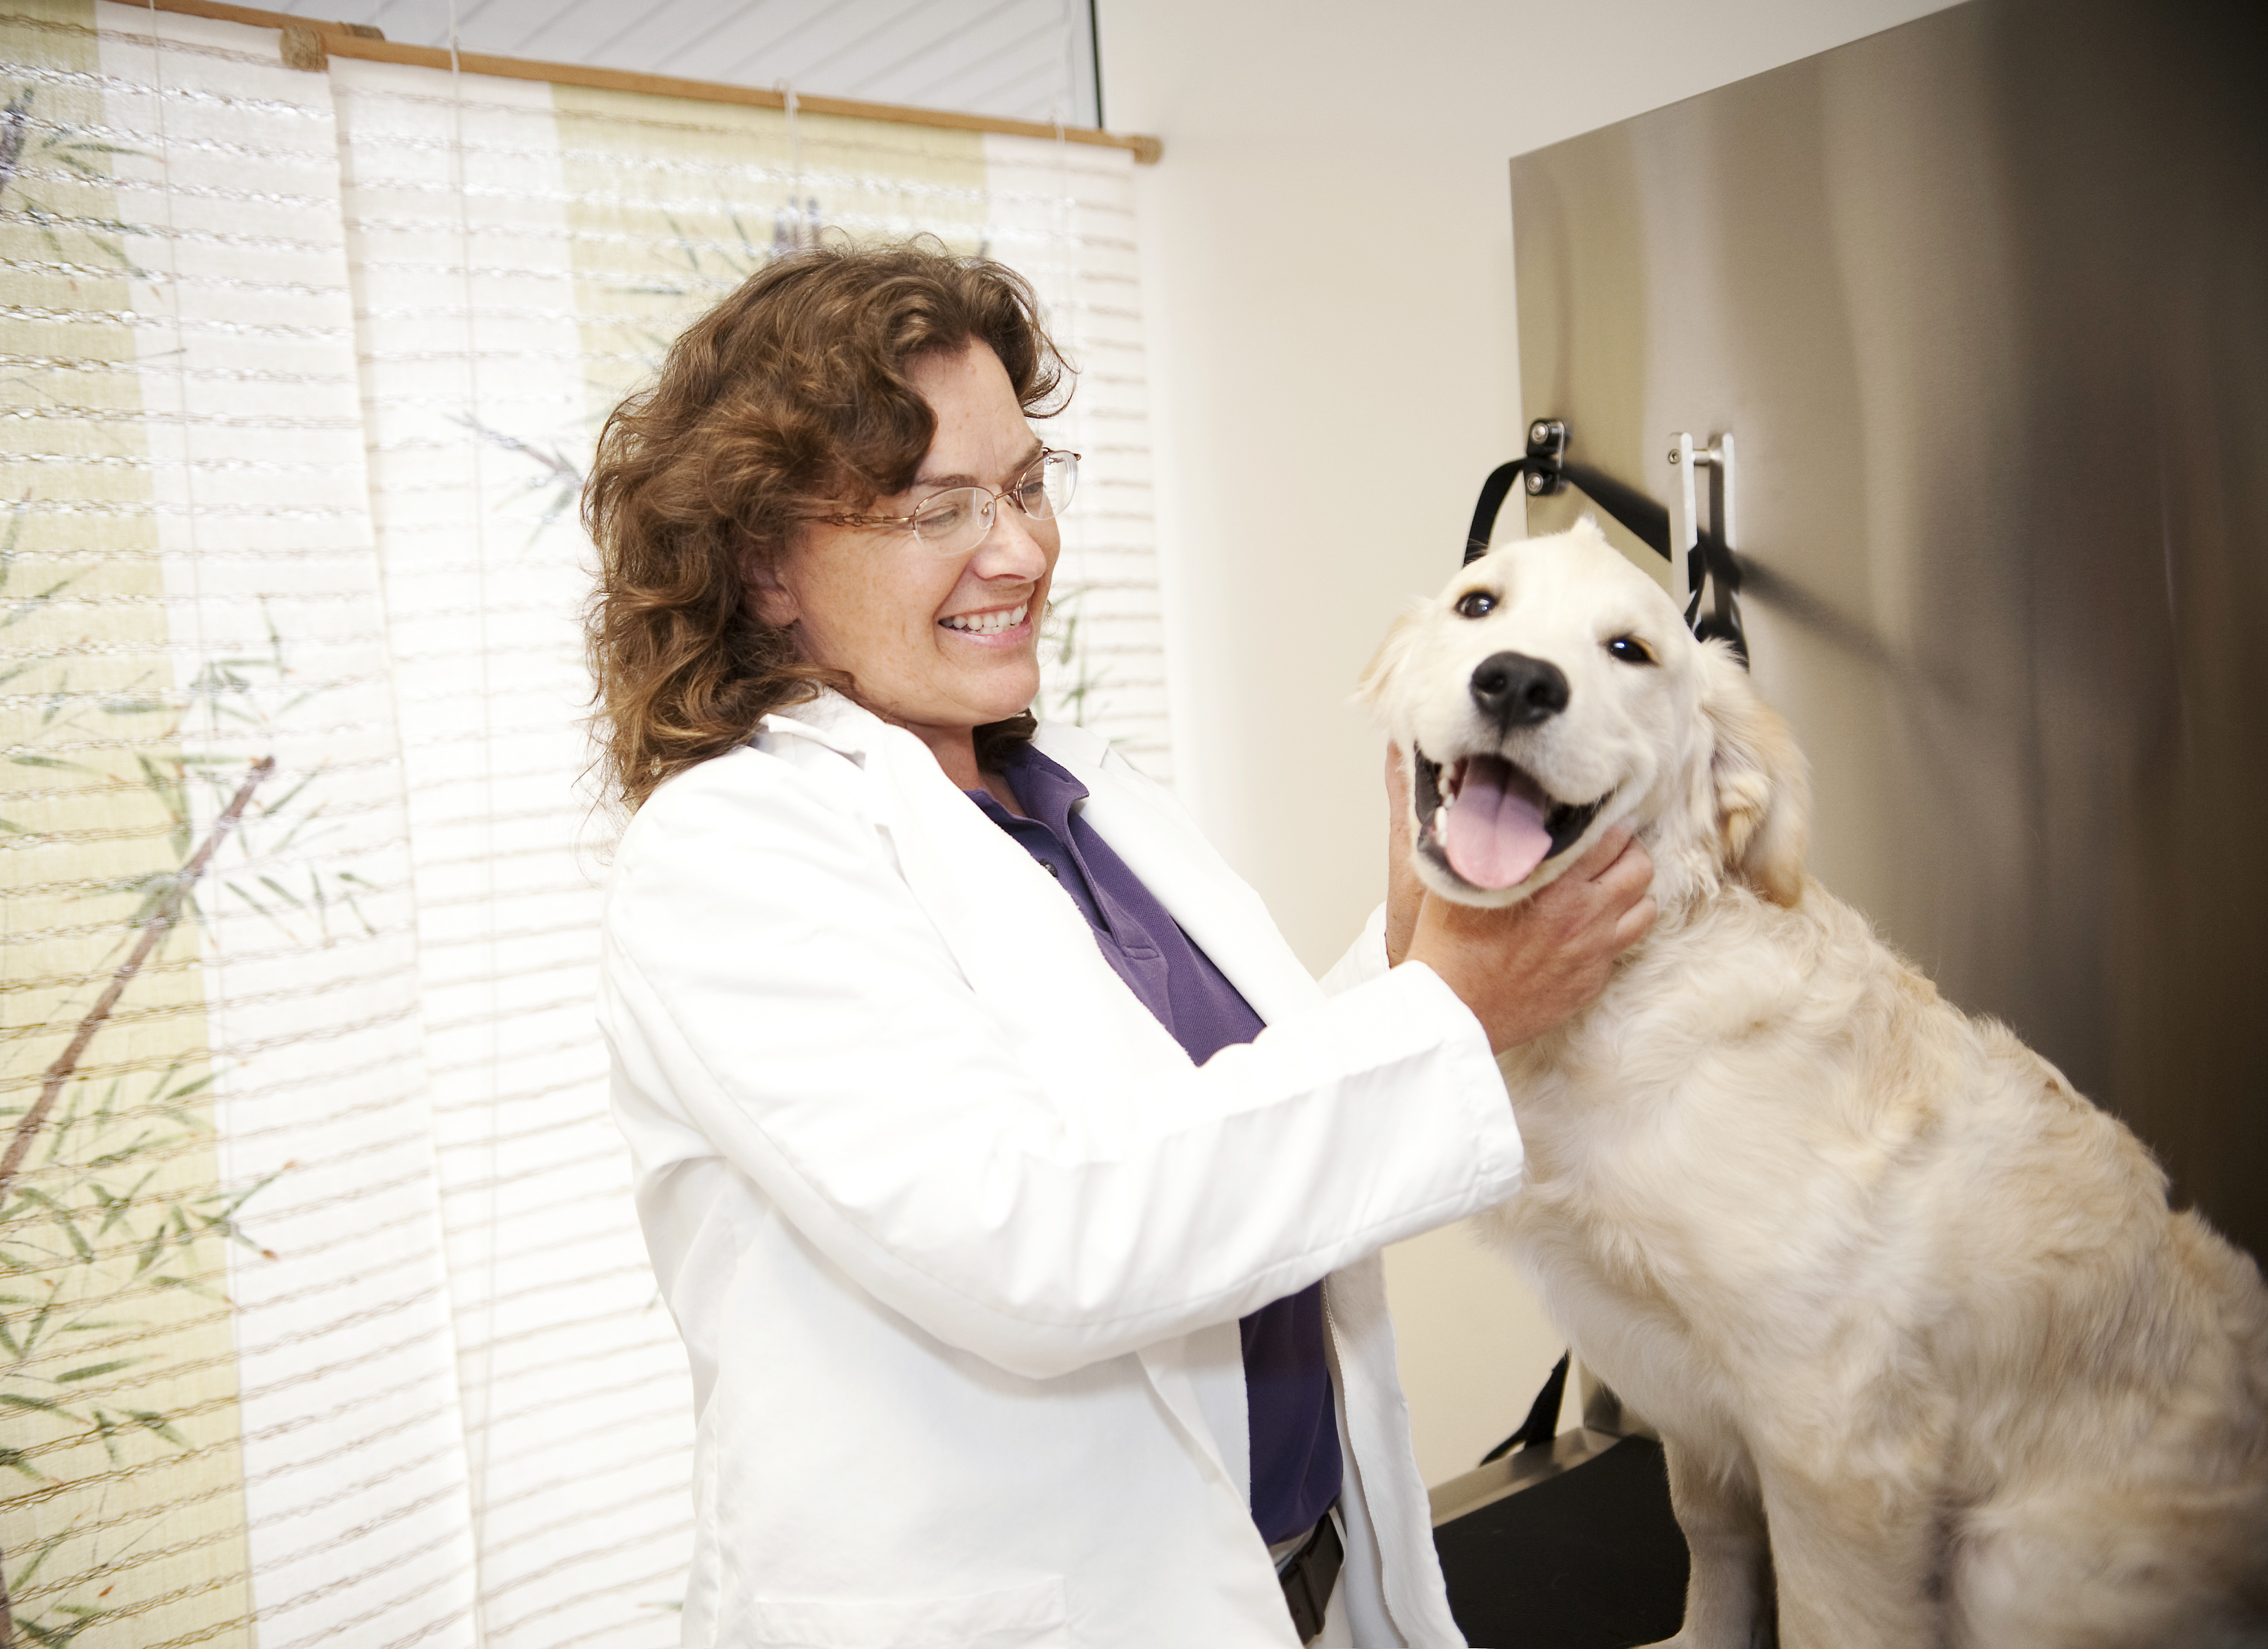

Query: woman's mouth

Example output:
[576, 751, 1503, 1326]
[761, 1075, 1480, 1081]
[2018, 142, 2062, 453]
[938, 602, 1030, 637]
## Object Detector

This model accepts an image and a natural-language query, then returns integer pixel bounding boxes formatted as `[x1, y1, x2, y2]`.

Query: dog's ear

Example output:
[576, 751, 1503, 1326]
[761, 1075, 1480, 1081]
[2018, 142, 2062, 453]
[1354, 599, 1427, 719]
[1696, 642, 1809, 906]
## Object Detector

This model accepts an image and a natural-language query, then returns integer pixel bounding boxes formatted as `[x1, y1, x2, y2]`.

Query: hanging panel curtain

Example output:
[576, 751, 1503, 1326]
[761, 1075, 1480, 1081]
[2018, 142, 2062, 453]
[1, 5, 476, 1647]
[1, 4, 1166, 1646]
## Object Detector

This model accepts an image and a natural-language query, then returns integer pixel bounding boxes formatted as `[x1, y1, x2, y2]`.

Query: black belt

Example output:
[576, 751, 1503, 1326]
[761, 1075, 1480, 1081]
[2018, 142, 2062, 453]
[1278, 1512, 1344, 1644]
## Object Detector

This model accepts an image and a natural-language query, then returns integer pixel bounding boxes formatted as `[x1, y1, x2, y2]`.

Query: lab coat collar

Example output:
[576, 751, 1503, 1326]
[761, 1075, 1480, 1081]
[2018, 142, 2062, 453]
[758, 694, 1324, 1031]
[756, 688, 878, 763]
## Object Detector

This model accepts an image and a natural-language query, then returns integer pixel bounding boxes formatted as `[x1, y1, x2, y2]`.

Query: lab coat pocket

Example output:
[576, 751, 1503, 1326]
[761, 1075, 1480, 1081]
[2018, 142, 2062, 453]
[740, 1576, 1071, 1648]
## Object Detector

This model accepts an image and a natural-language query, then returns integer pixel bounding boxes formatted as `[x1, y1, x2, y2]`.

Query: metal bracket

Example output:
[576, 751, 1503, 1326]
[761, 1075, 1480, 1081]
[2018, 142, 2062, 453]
[1458, 419, 1567, 563]
[1523, 418, 1568, 494]
[1678, 428, 1742, 653]
[1668, 431, 1735, 616]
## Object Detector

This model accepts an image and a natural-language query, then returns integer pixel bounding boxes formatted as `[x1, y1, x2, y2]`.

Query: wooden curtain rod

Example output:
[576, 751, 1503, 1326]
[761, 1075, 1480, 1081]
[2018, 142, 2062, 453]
[142, 0, 1164, 164]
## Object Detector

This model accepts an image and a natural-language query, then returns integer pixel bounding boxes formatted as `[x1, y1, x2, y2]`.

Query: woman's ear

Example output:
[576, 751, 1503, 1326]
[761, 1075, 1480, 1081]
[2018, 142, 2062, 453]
[744, 545, 799, 629]
[1696, 642, 1810, 906]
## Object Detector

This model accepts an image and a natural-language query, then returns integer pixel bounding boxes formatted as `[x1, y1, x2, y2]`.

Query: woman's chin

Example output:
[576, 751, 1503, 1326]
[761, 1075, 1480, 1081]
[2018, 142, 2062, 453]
[862, 666, 1038, 738]
[972, 689, 1038, 726]
[965, 659, 1041, 723]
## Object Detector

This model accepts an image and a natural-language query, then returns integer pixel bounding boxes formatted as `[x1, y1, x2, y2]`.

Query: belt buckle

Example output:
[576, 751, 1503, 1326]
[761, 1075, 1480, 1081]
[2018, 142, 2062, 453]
[1278, 1512, 1344, 1644]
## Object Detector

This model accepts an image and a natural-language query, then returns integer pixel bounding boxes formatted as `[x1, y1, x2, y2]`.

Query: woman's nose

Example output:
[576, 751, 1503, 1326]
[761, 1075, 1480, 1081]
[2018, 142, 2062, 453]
[968, 500, 1052, 579]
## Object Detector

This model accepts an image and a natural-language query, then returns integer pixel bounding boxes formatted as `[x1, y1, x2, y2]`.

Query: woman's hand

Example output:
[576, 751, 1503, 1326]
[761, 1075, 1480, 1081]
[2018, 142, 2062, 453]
[1384, 742, 1657, 1054]
[1383, 743, 1426, 969]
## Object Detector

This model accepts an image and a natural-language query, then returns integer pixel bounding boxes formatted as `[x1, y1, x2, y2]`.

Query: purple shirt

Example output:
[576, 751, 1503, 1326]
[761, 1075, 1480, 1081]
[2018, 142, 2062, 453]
[968, 741, 1342, 1546]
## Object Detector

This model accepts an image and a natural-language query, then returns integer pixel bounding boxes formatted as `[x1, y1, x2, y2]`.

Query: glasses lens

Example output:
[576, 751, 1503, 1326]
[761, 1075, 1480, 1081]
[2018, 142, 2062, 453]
[1022, 451, 1077, 520]
[909, 487, 992, 557]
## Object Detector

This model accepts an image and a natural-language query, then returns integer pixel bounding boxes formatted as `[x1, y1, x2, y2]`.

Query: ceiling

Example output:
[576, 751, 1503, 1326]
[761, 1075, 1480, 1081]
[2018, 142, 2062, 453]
[273, 0, 1104, 126]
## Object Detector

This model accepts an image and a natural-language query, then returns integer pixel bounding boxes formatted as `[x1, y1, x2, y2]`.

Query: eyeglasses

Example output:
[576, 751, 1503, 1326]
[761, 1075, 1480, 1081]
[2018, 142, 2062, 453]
[830, 449, 1080, 559]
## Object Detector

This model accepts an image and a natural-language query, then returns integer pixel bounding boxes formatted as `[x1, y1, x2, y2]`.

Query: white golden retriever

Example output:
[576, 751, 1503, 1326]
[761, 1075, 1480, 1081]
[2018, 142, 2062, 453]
[1361, 520, 2268, 1648]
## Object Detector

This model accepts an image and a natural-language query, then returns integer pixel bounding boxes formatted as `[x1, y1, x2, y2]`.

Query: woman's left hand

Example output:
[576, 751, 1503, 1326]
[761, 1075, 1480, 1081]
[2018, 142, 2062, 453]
[1383, 743, 1425, 967]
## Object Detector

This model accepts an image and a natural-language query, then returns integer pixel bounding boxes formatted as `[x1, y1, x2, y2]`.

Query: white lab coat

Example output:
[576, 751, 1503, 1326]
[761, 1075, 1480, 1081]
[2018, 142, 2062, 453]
[599, 690, 1526, 1648]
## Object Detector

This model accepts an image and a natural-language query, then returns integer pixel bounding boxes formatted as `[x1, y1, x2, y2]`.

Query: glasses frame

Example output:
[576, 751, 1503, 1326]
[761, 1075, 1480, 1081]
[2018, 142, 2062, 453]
[826, 447, 1081, 556]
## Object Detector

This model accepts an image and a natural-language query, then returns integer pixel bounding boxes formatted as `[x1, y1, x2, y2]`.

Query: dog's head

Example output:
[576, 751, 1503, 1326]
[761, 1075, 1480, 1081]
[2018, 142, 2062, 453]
[1358, 518, 1809, 910]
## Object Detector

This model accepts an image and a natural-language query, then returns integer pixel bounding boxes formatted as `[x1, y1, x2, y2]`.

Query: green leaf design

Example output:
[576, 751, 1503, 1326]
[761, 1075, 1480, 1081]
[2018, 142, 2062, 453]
[8, 1524, 73, 1589]
[54, 1358, 139, 1384]
[123, 1406, 186, 1444]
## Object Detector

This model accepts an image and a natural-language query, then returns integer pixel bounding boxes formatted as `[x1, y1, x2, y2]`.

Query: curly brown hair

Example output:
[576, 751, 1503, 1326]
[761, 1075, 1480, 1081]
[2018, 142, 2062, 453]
[582, 239, 1070, 812]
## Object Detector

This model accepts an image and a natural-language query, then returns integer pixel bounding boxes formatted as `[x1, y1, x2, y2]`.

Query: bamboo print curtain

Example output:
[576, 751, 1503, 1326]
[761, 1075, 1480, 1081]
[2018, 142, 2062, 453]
[0, 5, 1165, 1644]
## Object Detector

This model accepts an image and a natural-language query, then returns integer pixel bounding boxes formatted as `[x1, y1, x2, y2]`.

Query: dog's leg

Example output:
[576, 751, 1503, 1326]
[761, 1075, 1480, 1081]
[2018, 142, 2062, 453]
[1758, 1466, 1944, 1649]
[1638, 1440, 1773, 1649]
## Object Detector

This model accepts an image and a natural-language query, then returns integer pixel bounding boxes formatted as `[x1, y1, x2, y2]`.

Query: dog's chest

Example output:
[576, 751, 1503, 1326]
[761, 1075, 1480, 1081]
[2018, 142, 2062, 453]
[1491, 910, 1933, 1381]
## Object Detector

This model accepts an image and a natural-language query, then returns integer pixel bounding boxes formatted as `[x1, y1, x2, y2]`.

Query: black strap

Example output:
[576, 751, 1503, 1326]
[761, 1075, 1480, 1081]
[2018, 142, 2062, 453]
[1463, 458, 1529, 563]
[1462, 427, 1748, 666]
[1479, 1351, 1570, 1464]
[1279, 1512, 1344, 1644]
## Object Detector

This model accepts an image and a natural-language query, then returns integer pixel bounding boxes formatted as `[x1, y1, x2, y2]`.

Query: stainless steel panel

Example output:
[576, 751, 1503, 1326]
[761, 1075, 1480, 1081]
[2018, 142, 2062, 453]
[1513, 0, 2267, 1259]
[1427, 1428, 1623, 1527]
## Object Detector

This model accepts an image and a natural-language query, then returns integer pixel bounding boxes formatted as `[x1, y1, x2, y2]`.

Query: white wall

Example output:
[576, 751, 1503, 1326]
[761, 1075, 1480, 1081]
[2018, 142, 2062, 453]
[1098, 0, 1961, 1486]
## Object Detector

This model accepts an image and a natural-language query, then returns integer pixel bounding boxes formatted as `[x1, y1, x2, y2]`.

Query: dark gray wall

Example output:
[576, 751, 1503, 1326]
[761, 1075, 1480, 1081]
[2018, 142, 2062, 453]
[1513, 0, 2267, 1261]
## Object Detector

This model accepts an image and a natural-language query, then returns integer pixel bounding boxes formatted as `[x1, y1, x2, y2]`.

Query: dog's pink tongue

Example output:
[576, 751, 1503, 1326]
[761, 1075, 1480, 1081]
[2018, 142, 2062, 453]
[1442, 759, 1553, 889]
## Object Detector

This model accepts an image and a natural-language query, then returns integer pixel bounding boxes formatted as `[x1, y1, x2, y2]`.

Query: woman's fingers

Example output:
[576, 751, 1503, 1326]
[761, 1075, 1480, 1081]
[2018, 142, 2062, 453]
[1568, 824, 1635, 882]
[1400, 828, 1657, 1054]
[1383, 743, 1425, 968]
[1584, 830, 1657, 928]
[1614, 893, 1660, 949]
[1528, 828, 1650, 943]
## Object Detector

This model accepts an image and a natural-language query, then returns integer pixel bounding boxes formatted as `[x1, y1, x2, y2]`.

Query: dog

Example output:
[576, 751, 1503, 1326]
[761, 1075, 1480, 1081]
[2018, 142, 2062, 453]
[1360, 519, 2268, 1648]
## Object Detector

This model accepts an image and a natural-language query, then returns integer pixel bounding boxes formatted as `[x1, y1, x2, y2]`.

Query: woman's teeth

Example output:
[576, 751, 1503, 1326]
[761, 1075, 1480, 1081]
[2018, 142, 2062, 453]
[939, 603, 1027, 636]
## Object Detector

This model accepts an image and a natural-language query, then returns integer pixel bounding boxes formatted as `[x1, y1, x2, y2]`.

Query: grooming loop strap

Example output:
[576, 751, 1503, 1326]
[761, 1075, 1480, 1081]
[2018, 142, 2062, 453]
[1460, 420, 1748, 666]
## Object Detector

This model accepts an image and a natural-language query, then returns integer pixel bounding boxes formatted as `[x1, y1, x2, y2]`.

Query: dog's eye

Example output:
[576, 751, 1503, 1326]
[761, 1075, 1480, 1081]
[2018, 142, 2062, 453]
[1455, 590, 1496, 619]
[1605, 635, 1656, 665]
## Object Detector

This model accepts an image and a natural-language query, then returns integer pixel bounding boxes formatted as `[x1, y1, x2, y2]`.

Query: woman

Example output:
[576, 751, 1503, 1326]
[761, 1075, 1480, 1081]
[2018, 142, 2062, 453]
[585, 243, 1654, 1648]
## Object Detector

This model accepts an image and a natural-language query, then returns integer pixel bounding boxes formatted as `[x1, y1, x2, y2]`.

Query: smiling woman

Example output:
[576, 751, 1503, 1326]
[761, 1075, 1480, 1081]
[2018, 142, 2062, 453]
[583, 243, 1069, 814]
[579, 240, 1655, 1649]
[749, 344, 1073, 802]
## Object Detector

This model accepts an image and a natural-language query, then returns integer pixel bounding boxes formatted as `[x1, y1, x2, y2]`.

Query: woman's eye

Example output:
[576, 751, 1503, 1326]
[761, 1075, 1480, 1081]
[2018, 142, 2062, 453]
[1455, 590, 1496, 619]
[1606, 635, 1655, 665]
[913, 497, 970, 537]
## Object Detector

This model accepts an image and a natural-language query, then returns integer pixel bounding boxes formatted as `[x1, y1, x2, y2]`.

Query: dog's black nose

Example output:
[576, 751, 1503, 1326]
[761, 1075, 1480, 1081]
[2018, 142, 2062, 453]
[1470, 651, 1569, 728]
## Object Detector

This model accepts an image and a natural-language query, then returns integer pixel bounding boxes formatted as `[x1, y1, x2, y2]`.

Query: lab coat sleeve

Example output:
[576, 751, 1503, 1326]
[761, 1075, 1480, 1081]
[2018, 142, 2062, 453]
[599, 751, 1522, 1382]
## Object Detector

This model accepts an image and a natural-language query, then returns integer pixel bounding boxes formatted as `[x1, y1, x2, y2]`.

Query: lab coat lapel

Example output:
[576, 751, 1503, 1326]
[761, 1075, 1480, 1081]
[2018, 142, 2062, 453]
[1030, 730, 1353, 1522]
[760, 702, 1247, 1487]
[842, 715, 1192, 1106]
[1032, 723, 1327, 1030]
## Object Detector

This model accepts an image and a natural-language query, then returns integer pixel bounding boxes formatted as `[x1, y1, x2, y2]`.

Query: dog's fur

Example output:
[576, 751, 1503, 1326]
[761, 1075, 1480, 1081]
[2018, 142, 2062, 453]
[1361, 521, 2268, 1648]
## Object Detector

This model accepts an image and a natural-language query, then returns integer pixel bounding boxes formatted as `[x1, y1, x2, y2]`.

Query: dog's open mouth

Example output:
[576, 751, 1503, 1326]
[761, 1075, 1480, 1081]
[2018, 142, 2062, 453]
[1412, 745, 1608, 891]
